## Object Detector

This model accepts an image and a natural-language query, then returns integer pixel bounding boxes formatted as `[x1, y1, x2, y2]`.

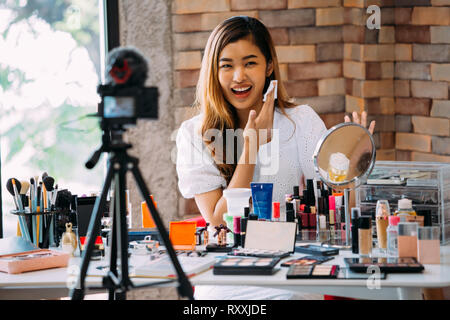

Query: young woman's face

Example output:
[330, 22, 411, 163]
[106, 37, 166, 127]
[218, 37, 273, 111]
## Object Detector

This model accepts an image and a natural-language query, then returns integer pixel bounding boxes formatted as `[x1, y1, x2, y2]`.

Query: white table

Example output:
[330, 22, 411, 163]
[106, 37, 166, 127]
[0, 245, 449, 300]
[190, 244, 450, 300]
[0, 256, 175, 300]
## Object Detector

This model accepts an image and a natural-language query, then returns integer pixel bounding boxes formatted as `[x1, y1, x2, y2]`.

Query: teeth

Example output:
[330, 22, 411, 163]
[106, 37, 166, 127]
[233, 86, 251, 92]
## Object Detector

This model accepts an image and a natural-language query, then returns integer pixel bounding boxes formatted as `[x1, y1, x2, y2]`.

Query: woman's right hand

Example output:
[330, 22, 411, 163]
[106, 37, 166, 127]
[243, 83, 276, 149]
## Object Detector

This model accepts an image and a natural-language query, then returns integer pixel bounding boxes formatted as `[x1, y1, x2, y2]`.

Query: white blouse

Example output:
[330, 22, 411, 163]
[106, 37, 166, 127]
[176, 105, 327, 204]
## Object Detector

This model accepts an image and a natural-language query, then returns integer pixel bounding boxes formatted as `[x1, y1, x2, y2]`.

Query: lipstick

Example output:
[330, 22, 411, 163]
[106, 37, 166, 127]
[272, 202, 280, 222]
[233, 216, 241, 248]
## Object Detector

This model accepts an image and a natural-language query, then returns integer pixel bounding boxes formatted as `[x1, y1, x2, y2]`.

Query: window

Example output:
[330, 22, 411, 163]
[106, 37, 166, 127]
[0, 0, 105, 237]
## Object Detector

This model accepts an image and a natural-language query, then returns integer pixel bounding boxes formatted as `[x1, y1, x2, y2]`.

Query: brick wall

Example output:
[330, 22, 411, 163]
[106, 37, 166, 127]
[393, 1, 450, 162]
[172, 0, 449, 165]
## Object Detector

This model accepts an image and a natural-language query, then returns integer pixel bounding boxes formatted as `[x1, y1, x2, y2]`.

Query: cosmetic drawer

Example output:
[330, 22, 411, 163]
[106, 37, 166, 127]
[356, 161, 450, 245]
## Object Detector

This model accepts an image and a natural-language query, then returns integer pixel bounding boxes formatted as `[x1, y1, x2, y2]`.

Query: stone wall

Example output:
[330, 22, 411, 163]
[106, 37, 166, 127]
[118, 0, 180, 228]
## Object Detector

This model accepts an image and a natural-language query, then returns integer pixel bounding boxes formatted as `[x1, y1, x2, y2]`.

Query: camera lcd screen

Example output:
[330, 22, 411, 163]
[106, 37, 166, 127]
[104, 96, 135, 118]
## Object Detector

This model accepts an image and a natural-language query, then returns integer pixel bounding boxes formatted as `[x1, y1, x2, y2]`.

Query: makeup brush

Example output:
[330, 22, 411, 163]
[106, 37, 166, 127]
[41, 173, 48, 210]
[20, 180, 30, 195]
[38, 181, 44, 243]
[50, 183, 58, 209]
[7, 179, 32, 242]
[43, 176, 55, 212]
[43, 176, 55, 192]
[6, 178, 22, 210]
[43, 178, 56, 246]
[30, 178, 35, 209]
[20, 180, 30, 209]
[30, 177, 37, 245]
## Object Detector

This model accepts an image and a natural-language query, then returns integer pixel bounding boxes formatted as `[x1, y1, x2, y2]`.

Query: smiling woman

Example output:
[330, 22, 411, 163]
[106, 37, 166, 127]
[175, 16, 329, 300]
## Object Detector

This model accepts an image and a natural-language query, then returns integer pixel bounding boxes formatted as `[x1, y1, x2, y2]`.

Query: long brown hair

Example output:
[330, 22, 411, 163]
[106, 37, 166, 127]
[195, 16, 295, 184]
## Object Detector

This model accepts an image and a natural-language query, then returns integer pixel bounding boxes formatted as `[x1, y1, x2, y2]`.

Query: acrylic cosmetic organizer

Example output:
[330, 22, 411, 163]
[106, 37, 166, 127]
[355, 161, 450, 245]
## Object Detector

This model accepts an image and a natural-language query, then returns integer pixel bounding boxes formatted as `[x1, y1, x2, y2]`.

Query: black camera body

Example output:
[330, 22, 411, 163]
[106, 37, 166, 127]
[97, 83, 158, 126]
[96, 46, 159, 126]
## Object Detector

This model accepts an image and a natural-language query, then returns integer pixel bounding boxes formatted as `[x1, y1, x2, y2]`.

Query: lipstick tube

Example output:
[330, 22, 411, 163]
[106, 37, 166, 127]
[233, 216, 241, 248]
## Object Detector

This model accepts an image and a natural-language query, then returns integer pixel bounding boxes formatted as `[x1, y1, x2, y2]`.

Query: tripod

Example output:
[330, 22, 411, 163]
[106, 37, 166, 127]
[70, 129, 194, 300]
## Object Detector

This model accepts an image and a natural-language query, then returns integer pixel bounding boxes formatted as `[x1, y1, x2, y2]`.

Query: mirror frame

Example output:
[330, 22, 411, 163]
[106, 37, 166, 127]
[313, 122, 376, 191]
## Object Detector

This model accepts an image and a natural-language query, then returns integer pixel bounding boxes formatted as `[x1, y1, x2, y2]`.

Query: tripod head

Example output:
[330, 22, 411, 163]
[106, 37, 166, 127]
[85, 124, 131, 170]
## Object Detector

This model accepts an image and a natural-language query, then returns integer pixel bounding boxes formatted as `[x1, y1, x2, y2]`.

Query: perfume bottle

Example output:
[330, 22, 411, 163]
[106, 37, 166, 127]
[61, 222, 77, 256]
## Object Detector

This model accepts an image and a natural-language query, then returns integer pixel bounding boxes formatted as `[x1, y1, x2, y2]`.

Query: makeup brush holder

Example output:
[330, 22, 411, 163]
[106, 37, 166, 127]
[10, 209, 67, 249]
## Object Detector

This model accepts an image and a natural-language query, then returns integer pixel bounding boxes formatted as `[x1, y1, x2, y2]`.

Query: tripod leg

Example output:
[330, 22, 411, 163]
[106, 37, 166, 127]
[70, 164, 114, 300]
[129, 160, 194, 300]
[113, 164, 131, 300]
[107, 176, 118, 300]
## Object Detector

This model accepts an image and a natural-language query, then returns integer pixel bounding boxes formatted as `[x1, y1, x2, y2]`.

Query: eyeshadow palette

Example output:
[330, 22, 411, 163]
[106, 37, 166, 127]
[344, 257, 424, 273]
[286, 264, 340, 279]
[213, 257, 280, 275]
[281, 255, 334, 267]
[294, 245, 339, 256]
[228, 248, 291, 258]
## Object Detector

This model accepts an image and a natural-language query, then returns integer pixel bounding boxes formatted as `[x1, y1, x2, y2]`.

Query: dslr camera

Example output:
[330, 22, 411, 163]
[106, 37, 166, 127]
[97, 46, 159, 126]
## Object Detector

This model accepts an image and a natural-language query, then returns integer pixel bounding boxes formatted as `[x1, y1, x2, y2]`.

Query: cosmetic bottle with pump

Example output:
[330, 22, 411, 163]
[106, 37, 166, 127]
[351, 207, 360, 254]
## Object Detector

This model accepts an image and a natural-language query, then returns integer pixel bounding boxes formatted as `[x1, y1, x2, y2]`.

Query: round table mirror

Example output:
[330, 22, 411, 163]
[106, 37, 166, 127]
[313, 122, 376, 246]
[313, 122, 376, 191]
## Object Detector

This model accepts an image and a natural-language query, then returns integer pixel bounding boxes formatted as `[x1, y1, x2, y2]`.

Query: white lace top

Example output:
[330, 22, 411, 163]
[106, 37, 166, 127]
[176, 105, 327, 206]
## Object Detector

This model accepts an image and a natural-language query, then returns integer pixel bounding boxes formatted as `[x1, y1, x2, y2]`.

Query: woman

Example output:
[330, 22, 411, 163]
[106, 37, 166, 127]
[176, 16, 374, 299]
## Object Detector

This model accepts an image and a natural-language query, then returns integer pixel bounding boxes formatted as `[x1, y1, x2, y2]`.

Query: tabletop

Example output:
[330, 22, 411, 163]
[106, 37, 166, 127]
[0, 244, 449, 300]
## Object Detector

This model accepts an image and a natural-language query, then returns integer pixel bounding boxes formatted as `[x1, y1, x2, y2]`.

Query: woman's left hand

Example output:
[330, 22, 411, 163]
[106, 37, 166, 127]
[344, 111, 376, 135]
